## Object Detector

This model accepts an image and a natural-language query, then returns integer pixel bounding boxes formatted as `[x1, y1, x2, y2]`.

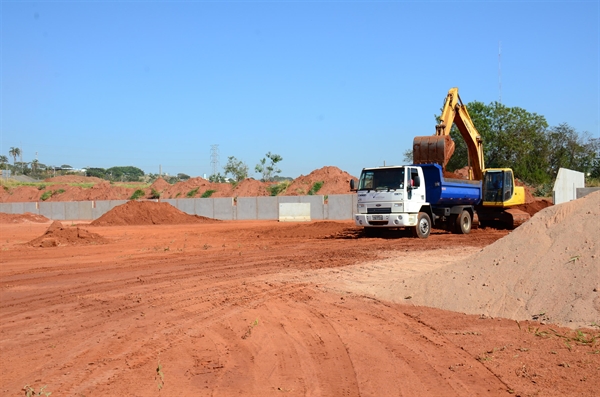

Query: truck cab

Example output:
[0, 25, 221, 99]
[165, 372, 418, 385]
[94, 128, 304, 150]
[351, 166, 431, 237]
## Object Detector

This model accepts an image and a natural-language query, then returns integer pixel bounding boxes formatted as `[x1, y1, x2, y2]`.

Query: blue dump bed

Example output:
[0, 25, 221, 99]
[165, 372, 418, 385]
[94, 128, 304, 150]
[420, 164, 482, 206]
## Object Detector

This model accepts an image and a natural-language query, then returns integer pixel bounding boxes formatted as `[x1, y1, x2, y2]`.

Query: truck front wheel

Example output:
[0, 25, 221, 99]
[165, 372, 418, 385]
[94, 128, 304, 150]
[455, 210, 472, 234]
[412, 212, 431, 239]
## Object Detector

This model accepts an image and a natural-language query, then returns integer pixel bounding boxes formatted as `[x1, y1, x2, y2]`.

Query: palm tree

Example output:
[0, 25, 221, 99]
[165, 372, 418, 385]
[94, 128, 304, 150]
[9, 147, 20, 167]
[31, 159, 39, 175]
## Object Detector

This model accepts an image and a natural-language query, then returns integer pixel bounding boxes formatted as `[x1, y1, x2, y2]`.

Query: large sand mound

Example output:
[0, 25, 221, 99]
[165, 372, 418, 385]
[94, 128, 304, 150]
[406, 191, 599, 328]
[90, 200, 219, 226]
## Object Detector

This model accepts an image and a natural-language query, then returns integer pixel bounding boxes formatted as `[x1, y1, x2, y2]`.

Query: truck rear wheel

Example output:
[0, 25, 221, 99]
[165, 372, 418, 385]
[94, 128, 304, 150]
[455, 210, 472, 234]
[412, 212, 431, 239]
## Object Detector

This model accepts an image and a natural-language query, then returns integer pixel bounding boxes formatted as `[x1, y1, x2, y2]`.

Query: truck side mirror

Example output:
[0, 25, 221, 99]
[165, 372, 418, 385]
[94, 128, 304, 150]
[350, 179, 356, 190]
[413, 175, 421, 188]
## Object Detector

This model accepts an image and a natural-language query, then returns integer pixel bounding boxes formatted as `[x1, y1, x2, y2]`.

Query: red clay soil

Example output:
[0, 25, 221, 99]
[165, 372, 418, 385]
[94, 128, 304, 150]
[90, 201, 220, 226]
[0, 212, 50, 224]
[26, 220, 109, 247]
[284, 166, 355, 196]
[1, 193, 598, 396]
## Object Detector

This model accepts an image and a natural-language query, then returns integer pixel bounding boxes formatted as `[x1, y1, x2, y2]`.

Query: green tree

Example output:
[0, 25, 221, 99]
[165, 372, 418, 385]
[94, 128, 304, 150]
[0, 155, 8, 169]
[86, 167, 107, 179]
[446, 101, 550, 184]
[9, 147, 21, 171]
[31, 159, 40, 175]
[177, 173, 190, 181]
[223, 156, 248, 183]
[255, 152, 283, 182]
[106, 166, 144, 182]
[546, 123, 598, 178]
[209, 172, 227, 183]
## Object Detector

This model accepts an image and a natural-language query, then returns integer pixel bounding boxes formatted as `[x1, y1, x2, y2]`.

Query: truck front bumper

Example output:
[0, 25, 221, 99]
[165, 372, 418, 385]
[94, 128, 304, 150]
[354, 213, 417, 228]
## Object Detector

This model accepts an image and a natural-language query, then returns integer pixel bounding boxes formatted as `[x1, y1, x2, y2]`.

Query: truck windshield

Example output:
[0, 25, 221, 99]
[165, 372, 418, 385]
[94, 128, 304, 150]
[358, 168, 405, 191]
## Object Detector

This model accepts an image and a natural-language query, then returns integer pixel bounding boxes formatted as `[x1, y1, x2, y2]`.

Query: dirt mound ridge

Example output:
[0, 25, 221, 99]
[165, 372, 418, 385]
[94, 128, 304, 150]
[149, 177, 171, 192]
[233, 178, 269, 197]
[0, 212, 50, 224]
[90, 200, 219, 226]
[284, 166, 356, 196]
[406, 191, 600, 328]
[28, 221, 108, 247]
[43, 175, 104, 183]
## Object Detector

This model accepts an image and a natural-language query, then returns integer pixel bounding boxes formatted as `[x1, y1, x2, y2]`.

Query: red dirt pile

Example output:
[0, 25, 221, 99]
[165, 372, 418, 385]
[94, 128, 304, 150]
[27, 220, 108, 247]
[90, 200, 219, 226]
[285, 166, 356, 196]
[0, 212, 50, 224]
[233, 178, 270, 197]
[159, 177, 234, 199]
[406, 191, 600, 328]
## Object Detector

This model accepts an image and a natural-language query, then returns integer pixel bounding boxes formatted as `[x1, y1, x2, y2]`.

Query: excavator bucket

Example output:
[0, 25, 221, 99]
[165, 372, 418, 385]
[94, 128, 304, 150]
[412, 135, 455, 168]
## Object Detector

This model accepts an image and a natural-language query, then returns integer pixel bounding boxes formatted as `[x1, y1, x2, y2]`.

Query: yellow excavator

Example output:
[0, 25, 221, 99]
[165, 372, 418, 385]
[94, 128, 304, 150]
[412, 87, 530, 228]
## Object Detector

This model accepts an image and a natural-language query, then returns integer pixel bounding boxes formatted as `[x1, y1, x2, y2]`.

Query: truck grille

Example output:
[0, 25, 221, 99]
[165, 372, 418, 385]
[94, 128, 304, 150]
[367, 207, 391, 214]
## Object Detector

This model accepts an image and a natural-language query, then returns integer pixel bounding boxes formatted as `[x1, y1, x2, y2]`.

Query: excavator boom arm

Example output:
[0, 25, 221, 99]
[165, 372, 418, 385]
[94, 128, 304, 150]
[413, 87, 485, 180]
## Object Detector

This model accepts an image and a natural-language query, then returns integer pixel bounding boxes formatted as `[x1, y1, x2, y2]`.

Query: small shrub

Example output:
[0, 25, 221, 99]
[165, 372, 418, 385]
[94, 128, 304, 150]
[55, 188, 65, 194]
[201, 189, 216, 198]
[149, 188, 161, 199]
[308, 181, 324, 195]
[268, 181, 291, 196]
[130, 189, 145, 200]
[37, 184, 46, 190]
[40, 190, 53, 201]
[186, 187, 200, 198]
[175, 192, 181, 198]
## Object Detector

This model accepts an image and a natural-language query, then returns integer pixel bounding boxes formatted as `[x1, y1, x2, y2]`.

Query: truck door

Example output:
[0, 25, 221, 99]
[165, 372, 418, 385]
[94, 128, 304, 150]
[407, 167, 424, 201]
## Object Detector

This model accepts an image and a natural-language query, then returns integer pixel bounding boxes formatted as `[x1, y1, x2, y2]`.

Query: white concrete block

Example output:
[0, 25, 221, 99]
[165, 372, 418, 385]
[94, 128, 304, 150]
[279, 203, 311, 222]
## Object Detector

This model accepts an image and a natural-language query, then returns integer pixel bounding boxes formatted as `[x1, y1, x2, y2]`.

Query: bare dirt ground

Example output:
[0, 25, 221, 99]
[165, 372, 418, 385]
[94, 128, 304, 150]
[1, 202, 598, 396]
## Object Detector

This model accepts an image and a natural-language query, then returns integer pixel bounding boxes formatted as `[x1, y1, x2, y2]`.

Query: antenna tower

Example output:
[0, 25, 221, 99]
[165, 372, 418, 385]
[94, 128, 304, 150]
[210, 144, 220, 176]
[498, 41, 502, 104]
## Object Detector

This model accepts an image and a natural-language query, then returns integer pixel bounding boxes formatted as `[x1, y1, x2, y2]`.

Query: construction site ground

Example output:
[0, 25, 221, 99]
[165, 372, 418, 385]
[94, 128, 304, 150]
[1, 202, 598, 396]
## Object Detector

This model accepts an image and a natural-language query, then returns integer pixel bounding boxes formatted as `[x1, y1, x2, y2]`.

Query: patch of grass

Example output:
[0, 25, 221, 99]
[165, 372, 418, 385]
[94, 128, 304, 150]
[201, 189, 216, 198]
[149, 188, 161, 199]
[242, 318, 259, 339]
[129, 189, 145, 200]
[155, 361, 165, 390]
[40, 190, 53, 201]
[308, 181, 324, 195]
[37, 184, 46, 190]
[186, 187, 200, 198]
[267, 181, 291, 196]
[23, 384, 51, 397]
[175, 192, 181, 198]
[55, 188, 65, 194]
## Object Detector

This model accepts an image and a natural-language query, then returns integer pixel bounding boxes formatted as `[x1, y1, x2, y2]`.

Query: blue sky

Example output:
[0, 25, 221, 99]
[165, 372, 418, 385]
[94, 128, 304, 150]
[2, 0, 598, 179]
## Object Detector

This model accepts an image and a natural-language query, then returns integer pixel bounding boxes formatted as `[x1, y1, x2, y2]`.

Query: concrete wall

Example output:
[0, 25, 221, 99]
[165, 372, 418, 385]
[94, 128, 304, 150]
[553, 168, 585, 204]
[576, 187, 600, 199]
[1, 194, 356, 221]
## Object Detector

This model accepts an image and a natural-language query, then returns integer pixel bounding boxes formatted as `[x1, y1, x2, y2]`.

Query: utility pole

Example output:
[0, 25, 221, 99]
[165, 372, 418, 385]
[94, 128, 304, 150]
[498, 41, 502, 104]
[210, 144, 219, 177]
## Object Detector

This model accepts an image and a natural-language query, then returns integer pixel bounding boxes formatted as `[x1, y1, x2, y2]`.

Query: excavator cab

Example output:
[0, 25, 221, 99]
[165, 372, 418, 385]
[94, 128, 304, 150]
[480, 168, 530, 228]
[483, 170, 513, 203]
